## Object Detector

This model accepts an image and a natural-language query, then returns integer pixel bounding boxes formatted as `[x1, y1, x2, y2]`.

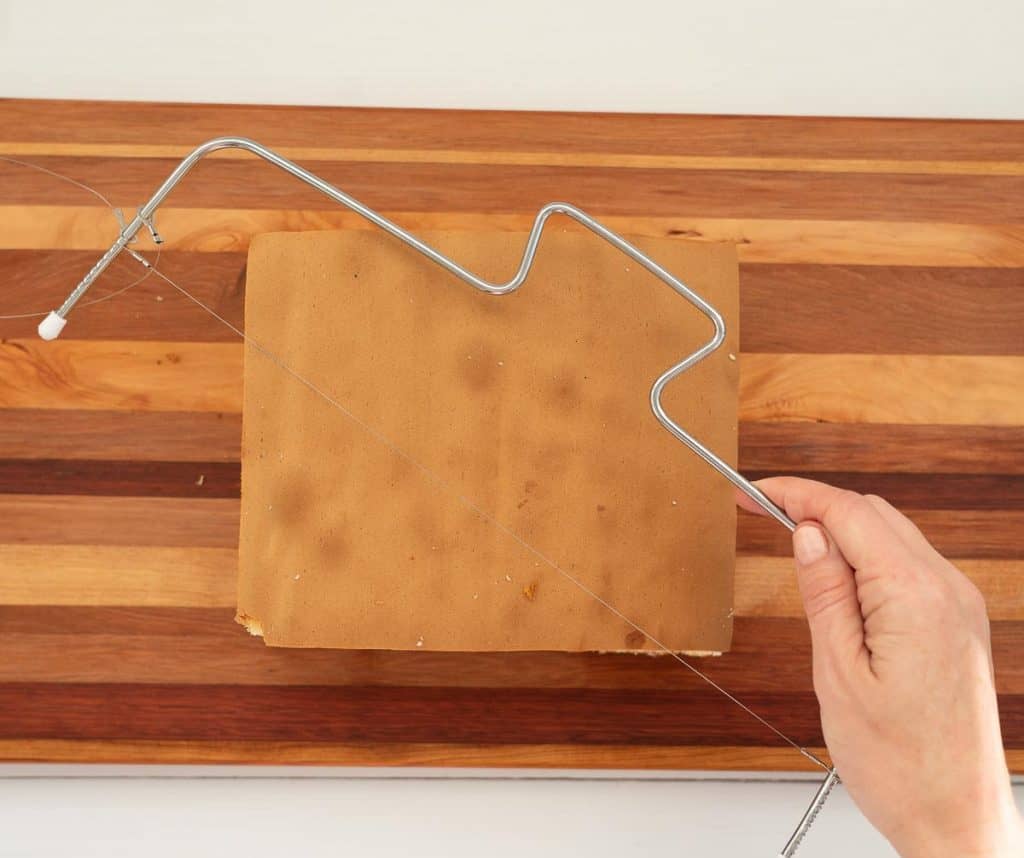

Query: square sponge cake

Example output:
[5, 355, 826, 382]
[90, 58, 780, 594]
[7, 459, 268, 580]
[236, 228, 739, 654]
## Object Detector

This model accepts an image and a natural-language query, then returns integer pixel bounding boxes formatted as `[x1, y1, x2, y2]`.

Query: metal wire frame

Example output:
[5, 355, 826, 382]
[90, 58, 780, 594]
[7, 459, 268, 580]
[39, 137, 837, 852]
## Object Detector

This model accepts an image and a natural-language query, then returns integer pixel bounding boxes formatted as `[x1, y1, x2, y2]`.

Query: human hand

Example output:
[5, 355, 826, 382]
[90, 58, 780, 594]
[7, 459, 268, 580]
[738, 478, 1023, 857]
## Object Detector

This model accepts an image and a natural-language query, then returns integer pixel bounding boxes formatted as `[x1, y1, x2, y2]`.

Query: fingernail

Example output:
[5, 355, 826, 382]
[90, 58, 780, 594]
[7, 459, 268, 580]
[793, 526, 828, 565]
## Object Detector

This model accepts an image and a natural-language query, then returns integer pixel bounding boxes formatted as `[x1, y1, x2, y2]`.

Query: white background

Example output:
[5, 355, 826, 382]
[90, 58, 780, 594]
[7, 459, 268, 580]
[1, 0, 1022, 118]
[1, 1, 1022, 856]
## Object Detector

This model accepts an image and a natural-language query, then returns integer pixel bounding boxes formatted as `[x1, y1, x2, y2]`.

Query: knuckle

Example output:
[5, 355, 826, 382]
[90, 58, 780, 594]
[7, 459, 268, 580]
[832, 490, 874, 524]
[961, 582, 989, 621]
[801, 574, 852, 620]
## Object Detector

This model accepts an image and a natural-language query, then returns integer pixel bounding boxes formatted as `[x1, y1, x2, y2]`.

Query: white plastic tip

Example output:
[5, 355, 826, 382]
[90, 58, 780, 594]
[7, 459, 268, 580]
[38, 311, 67, 341]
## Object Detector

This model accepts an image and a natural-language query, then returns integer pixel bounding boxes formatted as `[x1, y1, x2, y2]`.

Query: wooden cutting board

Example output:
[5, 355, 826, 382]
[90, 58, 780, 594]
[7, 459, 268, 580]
[0, 99, 1022, 772]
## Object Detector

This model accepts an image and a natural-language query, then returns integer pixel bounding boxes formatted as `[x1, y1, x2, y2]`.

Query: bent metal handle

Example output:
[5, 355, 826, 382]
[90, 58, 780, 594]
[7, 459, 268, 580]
[40, 137, 797, 531]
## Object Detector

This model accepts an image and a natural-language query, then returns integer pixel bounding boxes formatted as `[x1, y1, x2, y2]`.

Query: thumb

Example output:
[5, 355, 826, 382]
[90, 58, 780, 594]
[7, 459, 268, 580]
[792, 523, 866, 665]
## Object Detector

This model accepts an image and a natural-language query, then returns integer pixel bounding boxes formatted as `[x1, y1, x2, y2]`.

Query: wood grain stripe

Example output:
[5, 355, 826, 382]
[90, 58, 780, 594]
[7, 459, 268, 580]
[739, 472, 1024, 510]
[739, 355, 1024, 426]
[0, 493, 1017, 558]
[1, 616, 1021, 695]
[2, 460, 1021, 512]
[0, 495, 238, 548]
[0, 459, 239, 497]
[4, 100, 1021, 160]
[739, 509, 1024, 558]
[0, 249, 245, 343]
[0, 616, 820, 692]
[0, 739, 832, 770]
[3, 546, 1020, 620]
[5, 206, 1024, 266]
[739, 264, 1024, 356]
[0, 545, 236, 607]
[734, 557, 1024, 621]
[6, 142, 1024, 175]
[739, 423, 1024, 475]
[0, 409, 241, 462]
[0, 682, 826, 747]
[8, 252, 1024, 357]
[1, 412, 1018, 477]
[0, 339, 242, 413]
[3, 340, 1021, 425]
[6, 157, 1024, 223]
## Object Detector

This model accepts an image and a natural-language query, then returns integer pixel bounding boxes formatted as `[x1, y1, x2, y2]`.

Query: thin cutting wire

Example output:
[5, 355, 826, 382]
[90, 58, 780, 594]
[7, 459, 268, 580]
[146, 258, 829, 772]
[1, 150, 822, 767]
[2, 150, 837, 851]
[0, 155, 161, 319]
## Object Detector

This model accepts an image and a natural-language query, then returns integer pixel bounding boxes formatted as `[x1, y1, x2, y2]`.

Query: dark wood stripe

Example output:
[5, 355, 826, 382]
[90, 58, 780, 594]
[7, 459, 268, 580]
[743, 472, 1024, 511]
[1, 457, 1019, 512]
[8, 253, 1024, 357]
[739, 509, 1024, 558]
[0, 606, 233, 637]
[0, 611, 818, 694]
[5, 99, 1023, 160]
[4, 157, 1024, 222]
[0, 459, 239, 497]
[0, 611, 817, 693]
[1, 681, 1020, 750]
[740, 264, 1024, 355]
[4, 413, 1021, 479]
[0, 681, 825, 747]
[0, 250, 245, 343]
[739, 424, 1024, 475]
[3, 612, 1022, 696]
[1, 493, 1020, 556]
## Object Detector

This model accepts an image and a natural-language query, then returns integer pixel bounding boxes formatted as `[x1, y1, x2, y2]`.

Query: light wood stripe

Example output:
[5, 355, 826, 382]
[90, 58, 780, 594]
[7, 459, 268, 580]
[739, 354, 1024, 426]
[0, 739, 832, 770]
[5, 206, 1024, 267]
[735, 557, 1024, 621]
[3, 340, 1021, 426]
[3, 545, 1020, 620]
[0, 340, 242, 413]
[0, 545, 236, 607]
[0, 495, 239, 548]
[4, 142, 1024, 176]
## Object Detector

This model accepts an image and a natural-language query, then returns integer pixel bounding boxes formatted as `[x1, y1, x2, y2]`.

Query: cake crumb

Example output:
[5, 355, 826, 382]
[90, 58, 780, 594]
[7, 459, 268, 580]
[195, 474, 205, 487]
[415, 636, 424, 648]
[504, 574, 512, 582]
[522, 583, 537, 601]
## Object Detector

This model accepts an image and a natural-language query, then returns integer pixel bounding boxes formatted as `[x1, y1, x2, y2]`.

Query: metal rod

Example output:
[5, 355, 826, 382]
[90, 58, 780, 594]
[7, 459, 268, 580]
[780, 768, 841, 857]
[42, 136, 796, 531]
